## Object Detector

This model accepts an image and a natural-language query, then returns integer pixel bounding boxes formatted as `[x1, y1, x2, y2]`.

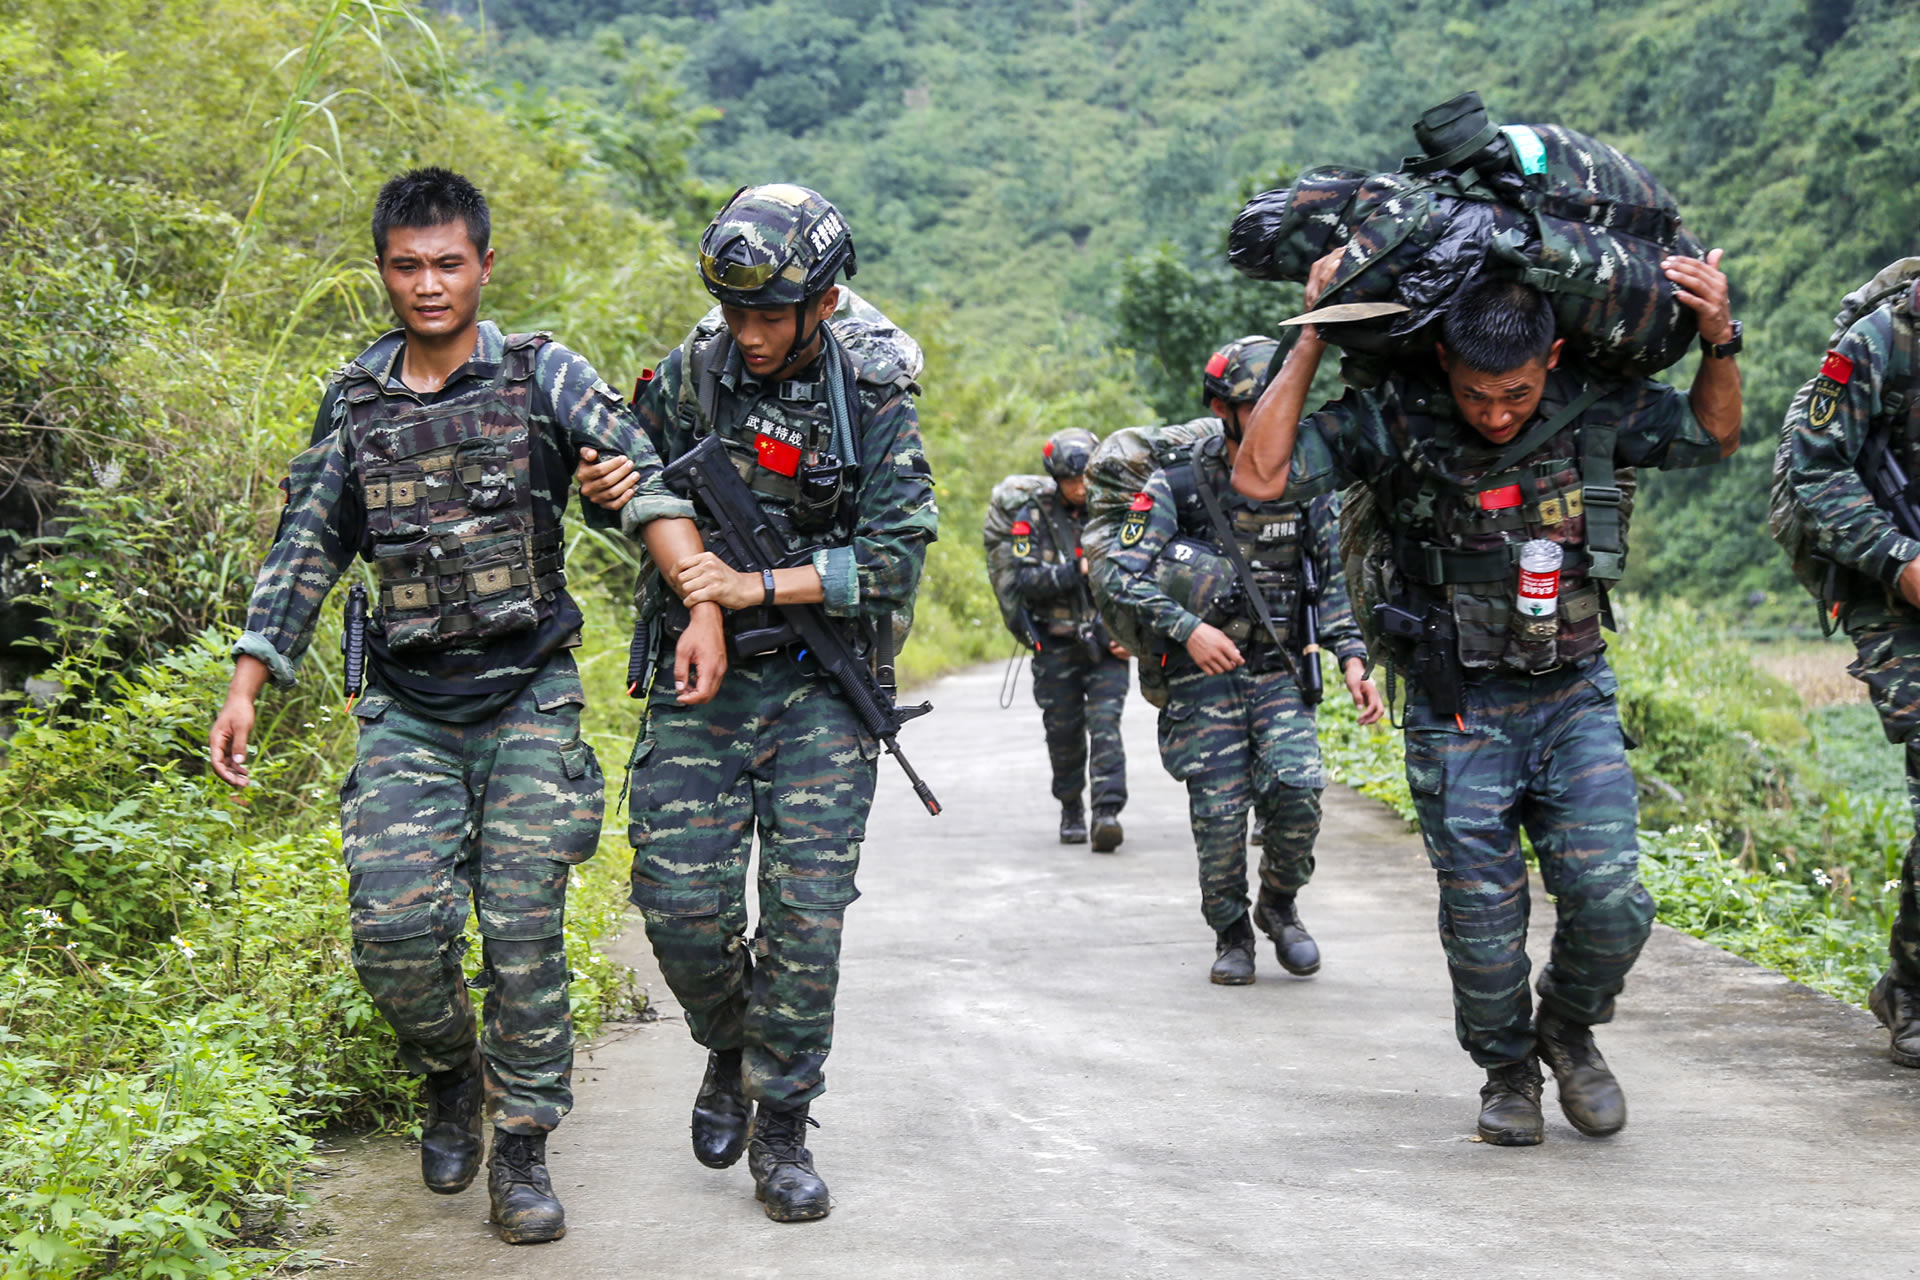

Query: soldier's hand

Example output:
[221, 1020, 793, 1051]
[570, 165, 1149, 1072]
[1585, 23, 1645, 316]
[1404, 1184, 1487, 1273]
[577, 445, 640, 511]
[1664, 248, 1735, 346]
[1900, 558, 1920, 610]
[674, 602, 728, 704]
[1108, 641, 1131, 659]
[1185, 622, 1243, 675]
[1304, 246, 1346, 311]
[678, 552, 762, 610]
[1344, 656, 1385, 726]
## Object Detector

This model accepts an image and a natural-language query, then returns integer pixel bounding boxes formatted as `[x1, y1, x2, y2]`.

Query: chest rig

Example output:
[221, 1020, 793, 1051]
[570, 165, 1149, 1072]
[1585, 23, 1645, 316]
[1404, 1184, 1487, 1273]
[1164, 436, 1308, 649]
[1023, 493, 1091, 635]
[1378, 376, 1620, 672]
[343, 332, 563, 652]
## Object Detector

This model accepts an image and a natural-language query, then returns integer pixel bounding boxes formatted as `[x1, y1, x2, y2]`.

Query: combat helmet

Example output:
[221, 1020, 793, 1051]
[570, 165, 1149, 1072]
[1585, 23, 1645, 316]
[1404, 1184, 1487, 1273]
[1042, 427, 1099, 479]
[699, 183, 857, 310]
[1202, 335, 1282, 408]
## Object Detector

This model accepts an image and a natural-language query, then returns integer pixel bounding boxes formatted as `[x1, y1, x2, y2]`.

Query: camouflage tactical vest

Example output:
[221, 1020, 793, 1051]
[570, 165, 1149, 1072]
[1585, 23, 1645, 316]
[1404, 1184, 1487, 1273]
[343, 331, 563, 653]
[1378, 378, 1619, 673]
[1163, 436, 1307, 648]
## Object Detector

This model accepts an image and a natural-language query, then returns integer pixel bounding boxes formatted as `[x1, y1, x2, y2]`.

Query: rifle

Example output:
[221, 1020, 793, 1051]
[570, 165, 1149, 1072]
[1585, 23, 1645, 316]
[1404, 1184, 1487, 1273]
[341, 581, 368, 708]
[663, 433, 942, 816]
[1298, 550, 1325, 709]
[1858, 428, 1920, 540]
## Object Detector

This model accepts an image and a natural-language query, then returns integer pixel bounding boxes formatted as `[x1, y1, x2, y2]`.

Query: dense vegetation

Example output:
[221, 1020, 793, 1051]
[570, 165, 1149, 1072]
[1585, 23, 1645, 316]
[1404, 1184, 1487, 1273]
[3, 0, 1916, 1275]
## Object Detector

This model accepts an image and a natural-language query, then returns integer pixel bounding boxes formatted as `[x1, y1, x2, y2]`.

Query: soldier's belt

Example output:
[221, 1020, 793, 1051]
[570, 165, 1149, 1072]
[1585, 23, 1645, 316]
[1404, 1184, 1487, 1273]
[1402, 540, 1592, 586]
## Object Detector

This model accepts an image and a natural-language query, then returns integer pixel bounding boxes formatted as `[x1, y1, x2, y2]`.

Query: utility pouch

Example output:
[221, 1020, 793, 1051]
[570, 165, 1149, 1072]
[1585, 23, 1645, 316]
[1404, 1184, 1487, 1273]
[789, 453, 848, 534]
[1504, 598, 1559, 672]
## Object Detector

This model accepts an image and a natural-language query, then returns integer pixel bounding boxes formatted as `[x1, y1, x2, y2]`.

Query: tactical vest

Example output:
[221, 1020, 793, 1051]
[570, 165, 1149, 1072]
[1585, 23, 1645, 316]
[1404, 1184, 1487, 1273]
[1377, 379, 1621, 673]
[1163, 437, 1307, 648]
[343, 331, 563, 653]
[1020, 493, 1092, 637]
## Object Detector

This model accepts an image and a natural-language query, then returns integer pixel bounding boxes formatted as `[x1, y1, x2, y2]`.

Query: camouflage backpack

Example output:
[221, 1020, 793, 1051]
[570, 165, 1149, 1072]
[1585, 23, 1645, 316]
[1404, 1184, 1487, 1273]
[983, 473, 1057, 647]
[1768, 257, 1920, 608]
[1083, 416, 1223, 706]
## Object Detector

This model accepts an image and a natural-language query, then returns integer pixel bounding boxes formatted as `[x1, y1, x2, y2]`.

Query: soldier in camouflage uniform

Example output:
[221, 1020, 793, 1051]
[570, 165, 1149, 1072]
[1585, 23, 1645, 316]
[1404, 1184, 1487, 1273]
[1236, 255, 1741, 1144]
[1107, 337, 1382, 985]
[208, 170, 720, 1243]
[1778, 265, 1920, 1068]
[577, 184, 936, 1223]
[1008, 427, 1131, 850]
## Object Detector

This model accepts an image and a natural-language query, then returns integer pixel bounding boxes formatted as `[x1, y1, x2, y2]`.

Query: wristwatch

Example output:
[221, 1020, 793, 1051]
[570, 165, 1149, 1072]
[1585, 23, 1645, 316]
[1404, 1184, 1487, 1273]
[1701, 318, 1743, 360]
[761, 568, 777, 607]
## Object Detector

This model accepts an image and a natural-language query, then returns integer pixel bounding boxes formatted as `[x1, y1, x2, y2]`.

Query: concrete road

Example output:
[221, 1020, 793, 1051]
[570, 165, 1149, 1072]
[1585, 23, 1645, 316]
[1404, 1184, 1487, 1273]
[308, 663, 1920, 1278]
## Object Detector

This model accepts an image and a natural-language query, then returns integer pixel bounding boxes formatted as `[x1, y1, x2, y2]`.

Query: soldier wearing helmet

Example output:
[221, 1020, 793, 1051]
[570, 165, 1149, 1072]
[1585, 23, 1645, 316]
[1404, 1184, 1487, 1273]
[577, 184, 937, 1222]
[1005, 427, 1132, 849]
[1105, 336, 1383, 986]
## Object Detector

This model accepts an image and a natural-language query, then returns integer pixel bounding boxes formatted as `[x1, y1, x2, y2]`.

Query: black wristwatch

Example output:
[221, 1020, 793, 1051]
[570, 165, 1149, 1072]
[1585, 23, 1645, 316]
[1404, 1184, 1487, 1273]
[1701, 318, 1743, 359]
[761, 568, 777, 607]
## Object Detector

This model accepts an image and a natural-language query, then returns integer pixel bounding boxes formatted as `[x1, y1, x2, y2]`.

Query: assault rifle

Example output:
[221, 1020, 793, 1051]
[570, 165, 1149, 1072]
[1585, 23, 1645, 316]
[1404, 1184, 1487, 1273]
[1297, 552, 1325, 709]
[1858, 428, 1920, 541]
[663, 433, 942, 816]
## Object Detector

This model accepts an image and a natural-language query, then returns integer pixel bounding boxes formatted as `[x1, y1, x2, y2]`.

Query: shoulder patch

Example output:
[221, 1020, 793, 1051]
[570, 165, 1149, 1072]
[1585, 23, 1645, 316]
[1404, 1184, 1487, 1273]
[1119, 506, 1149, 548]
[1821, 350, 1853, 385]
[1129, 491, 1154, 512]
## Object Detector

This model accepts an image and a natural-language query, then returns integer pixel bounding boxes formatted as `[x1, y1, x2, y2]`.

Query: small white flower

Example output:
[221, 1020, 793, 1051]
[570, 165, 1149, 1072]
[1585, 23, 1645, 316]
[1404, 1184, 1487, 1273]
[1888, 880, 1903, 893]
[1722, 876, 1733, 885]
[170, 934, 196, 961]
[1813, 869, 1833, 889]
[135, 588, 150, 598]
[191, 881, 208, 894]
[1774, 861, 1787, 874]
[85, 571, 97, 579]
[303, 722, 316, 729]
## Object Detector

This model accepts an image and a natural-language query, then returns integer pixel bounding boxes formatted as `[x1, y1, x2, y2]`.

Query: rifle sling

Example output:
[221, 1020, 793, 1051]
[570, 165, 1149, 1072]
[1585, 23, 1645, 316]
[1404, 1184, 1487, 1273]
[1193, 465, 1286, 649]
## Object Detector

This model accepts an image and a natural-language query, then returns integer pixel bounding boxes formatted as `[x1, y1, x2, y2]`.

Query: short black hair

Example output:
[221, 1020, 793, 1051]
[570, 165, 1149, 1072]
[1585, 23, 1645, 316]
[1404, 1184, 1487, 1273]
[1441, 277, 1557, 373]
[371, 167, 490, 258]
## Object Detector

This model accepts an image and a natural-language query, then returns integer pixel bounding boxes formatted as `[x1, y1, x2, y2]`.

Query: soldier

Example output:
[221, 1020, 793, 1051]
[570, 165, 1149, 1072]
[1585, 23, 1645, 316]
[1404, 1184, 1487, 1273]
[1778, 265, 1920, 1069]
[207, 168, 722, 1243]
[576, 184, 936, 1222]
[1007, 428, 1131, 849]
[1106, 337, 1383, 984]
[1235, 253, 1741, 1144]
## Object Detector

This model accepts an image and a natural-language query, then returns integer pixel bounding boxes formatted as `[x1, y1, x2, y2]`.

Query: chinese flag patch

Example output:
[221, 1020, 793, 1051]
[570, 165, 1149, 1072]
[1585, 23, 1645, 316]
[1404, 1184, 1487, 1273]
[1010, 520, 1031, 536]
[1821, 350, 1853, 384]
[1129, 491, 1154, 512]
[1205, 352, 1229, 378]
[1478, 483, 1524, 511]
[754, 432, 802, 477]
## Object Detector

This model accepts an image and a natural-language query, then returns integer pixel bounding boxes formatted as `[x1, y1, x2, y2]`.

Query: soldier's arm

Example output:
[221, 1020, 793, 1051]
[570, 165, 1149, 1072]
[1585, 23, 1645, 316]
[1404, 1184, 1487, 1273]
[546, 342, 697, 533]
[1010, 508, 1080, 602]
[1786, 311, 1920, 590]
[1309, 495, 1367, 668]
[1234, 247, 1352, 500]
[817, 385, 938, 619]
[1103, 473, 1200, 643]
[1665, 248, 1741, 458]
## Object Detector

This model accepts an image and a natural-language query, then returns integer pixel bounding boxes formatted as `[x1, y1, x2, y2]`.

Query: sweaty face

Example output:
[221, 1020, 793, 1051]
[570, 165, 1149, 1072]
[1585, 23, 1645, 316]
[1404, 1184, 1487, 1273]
[722, 286, 838, 379]
[1057, 475, 1088, 507]
[379, 222, 491, 341]
[1438, 340, 1562, 445]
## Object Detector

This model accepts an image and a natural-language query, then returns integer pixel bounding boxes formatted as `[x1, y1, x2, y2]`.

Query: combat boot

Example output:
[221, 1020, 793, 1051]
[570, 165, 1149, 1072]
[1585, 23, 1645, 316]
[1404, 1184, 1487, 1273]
[1210, 914, 1257, 985]
[691, 1046, 753, 1168]
[419, 1049, 483, 1195]
[748, 1103, 831, 1222]
[1534, 1011, 1627, 1137]
[1477, 1057, 1545, 1146]
[1090, 807, 1124, 853]
[487, 1130, 566, 1244]
[1868, 973, 1920, 1068]
[1253, 892, 1321, 977]
[1059, 797, 1088, 844]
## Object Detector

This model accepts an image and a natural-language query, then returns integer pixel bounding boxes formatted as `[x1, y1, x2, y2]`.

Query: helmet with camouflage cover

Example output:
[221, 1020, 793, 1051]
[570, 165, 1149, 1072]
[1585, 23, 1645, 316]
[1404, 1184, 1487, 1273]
[1041, 427, 1099, 479]
[1202, 335, 1282, 407]
[1152, 536, 1242, 632]
[698, 183, 857, 309]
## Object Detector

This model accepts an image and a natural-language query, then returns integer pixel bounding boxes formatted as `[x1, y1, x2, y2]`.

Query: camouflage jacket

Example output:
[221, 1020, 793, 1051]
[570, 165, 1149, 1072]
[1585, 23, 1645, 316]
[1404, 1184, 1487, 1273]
[1782, 302, 1920, 596]
[632, 326, 938, 630]
[1010, 491, 1097, 633]
[1107, 438, 1365, 664]
[236, 322, 691, 695]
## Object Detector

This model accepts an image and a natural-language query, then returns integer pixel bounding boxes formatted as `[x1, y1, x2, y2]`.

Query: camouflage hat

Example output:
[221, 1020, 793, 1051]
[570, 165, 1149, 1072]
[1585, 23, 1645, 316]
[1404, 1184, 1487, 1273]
[1202, 335, 1281, 406]
[698, 183, 857, 308]
[1153, 535, 1240, 624]
[1042, 427, 1099, 479]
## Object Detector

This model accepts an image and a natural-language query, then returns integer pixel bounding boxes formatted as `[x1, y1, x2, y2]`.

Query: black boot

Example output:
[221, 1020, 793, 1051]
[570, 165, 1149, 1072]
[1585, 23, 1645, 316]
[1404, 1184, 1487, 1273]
[1477, 1057, 1545, 1146]
[691, 1047, 753, 1168]
[1534, 1011, 1627, 1137]
[1869, 973, 1920, 1068]
[487, 1130, 566, 1244]
[1253, 892, 1322, 977]
[1209, 914, 1256, 985]
[1059, 797, 1088, 844]
[1090, 806, 1124, 853]
[419, 1050, 483, 1195]
[748, 1103, 831, 1223]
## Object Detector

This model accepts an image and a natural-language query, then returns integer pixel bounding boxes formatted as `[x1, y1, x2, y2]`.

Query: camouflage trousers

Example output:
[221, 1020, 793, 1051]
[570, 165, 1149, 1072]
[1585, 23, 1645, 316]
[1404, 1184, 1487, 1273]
[1401, 656, 1654, 1067]
[341, 654, 604, 1133]
[1155, 658, 1324, 933]
[1843, 617, 1920, 986]
[1031, 641, 1129, 810]
[627, 650, 875, 1109]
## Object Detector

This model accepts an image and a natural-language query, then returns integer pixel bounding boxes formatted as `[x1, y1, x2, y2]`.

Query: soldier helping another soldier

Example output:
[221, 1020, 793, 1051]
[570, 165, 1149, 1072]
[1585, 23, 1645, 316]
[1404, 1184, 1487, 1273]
[1234, 253, 1741, 1144]
[208, 168, 723, 1243]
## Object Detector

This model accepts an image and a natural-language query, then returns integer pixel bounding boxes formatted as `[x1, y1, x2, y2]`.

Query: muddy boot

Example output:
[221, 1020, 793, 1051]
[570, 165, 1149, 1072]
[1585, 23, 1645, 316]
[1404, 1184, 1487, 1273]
[1477, 1057, 1545, 1146]
[1209, 914, 1256, 986]
[748, 1103, 831, 1223]
[1535, 1011, 1627, 1137]
[419, 1050, 483, 1195]
[487, 1130, 566, 1244]
[1059, 797, 1088, 844]
[691, 1047, 753, 1168]
[1868, 973, 1920, 1068]
[1090, 807, 1124, 853]
[1253, 892, 1321, 977]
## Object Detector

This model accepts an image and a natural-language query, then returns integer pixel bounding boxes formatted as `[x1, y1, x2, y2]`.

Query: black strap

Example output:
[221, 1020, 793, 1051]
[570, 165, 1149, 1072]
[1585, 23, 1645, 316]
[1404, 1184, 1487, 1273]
[1193, 470, 1285, 648]
[1402, 121, 1501, 176]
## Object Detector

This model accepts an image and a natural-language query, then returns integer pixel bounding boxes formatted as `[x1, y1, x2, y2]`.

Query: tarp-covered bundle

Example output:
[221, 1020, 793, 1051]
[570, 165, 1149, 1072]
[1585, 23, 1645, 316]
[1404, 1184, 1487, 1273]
[983, 473, 1057, 647]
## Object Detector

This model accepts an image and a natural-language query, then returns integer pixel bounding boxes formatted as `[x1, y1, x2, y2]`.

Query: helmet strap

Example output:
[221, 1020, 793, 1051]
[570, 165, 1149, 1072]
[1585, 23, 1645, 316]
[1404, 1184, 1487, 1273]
[1221, 404, 1246, 443]
[778, 297, 827, 377]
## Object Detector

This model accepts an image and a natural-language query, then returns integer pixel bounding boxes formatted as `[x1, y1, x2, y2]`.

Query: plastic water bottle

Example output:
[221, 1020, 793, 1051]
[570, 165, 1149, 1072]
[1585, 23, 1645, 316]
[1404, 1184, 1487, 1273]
[1515, 539, 1564, 618]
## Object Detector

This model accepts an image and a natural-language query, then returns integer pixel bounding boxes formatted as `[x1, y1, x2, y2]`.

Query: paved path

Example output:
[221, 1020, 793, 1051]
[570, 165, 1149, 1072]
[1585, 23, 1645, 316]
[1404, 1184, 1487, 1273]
[311, 663, 1920, 1278]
